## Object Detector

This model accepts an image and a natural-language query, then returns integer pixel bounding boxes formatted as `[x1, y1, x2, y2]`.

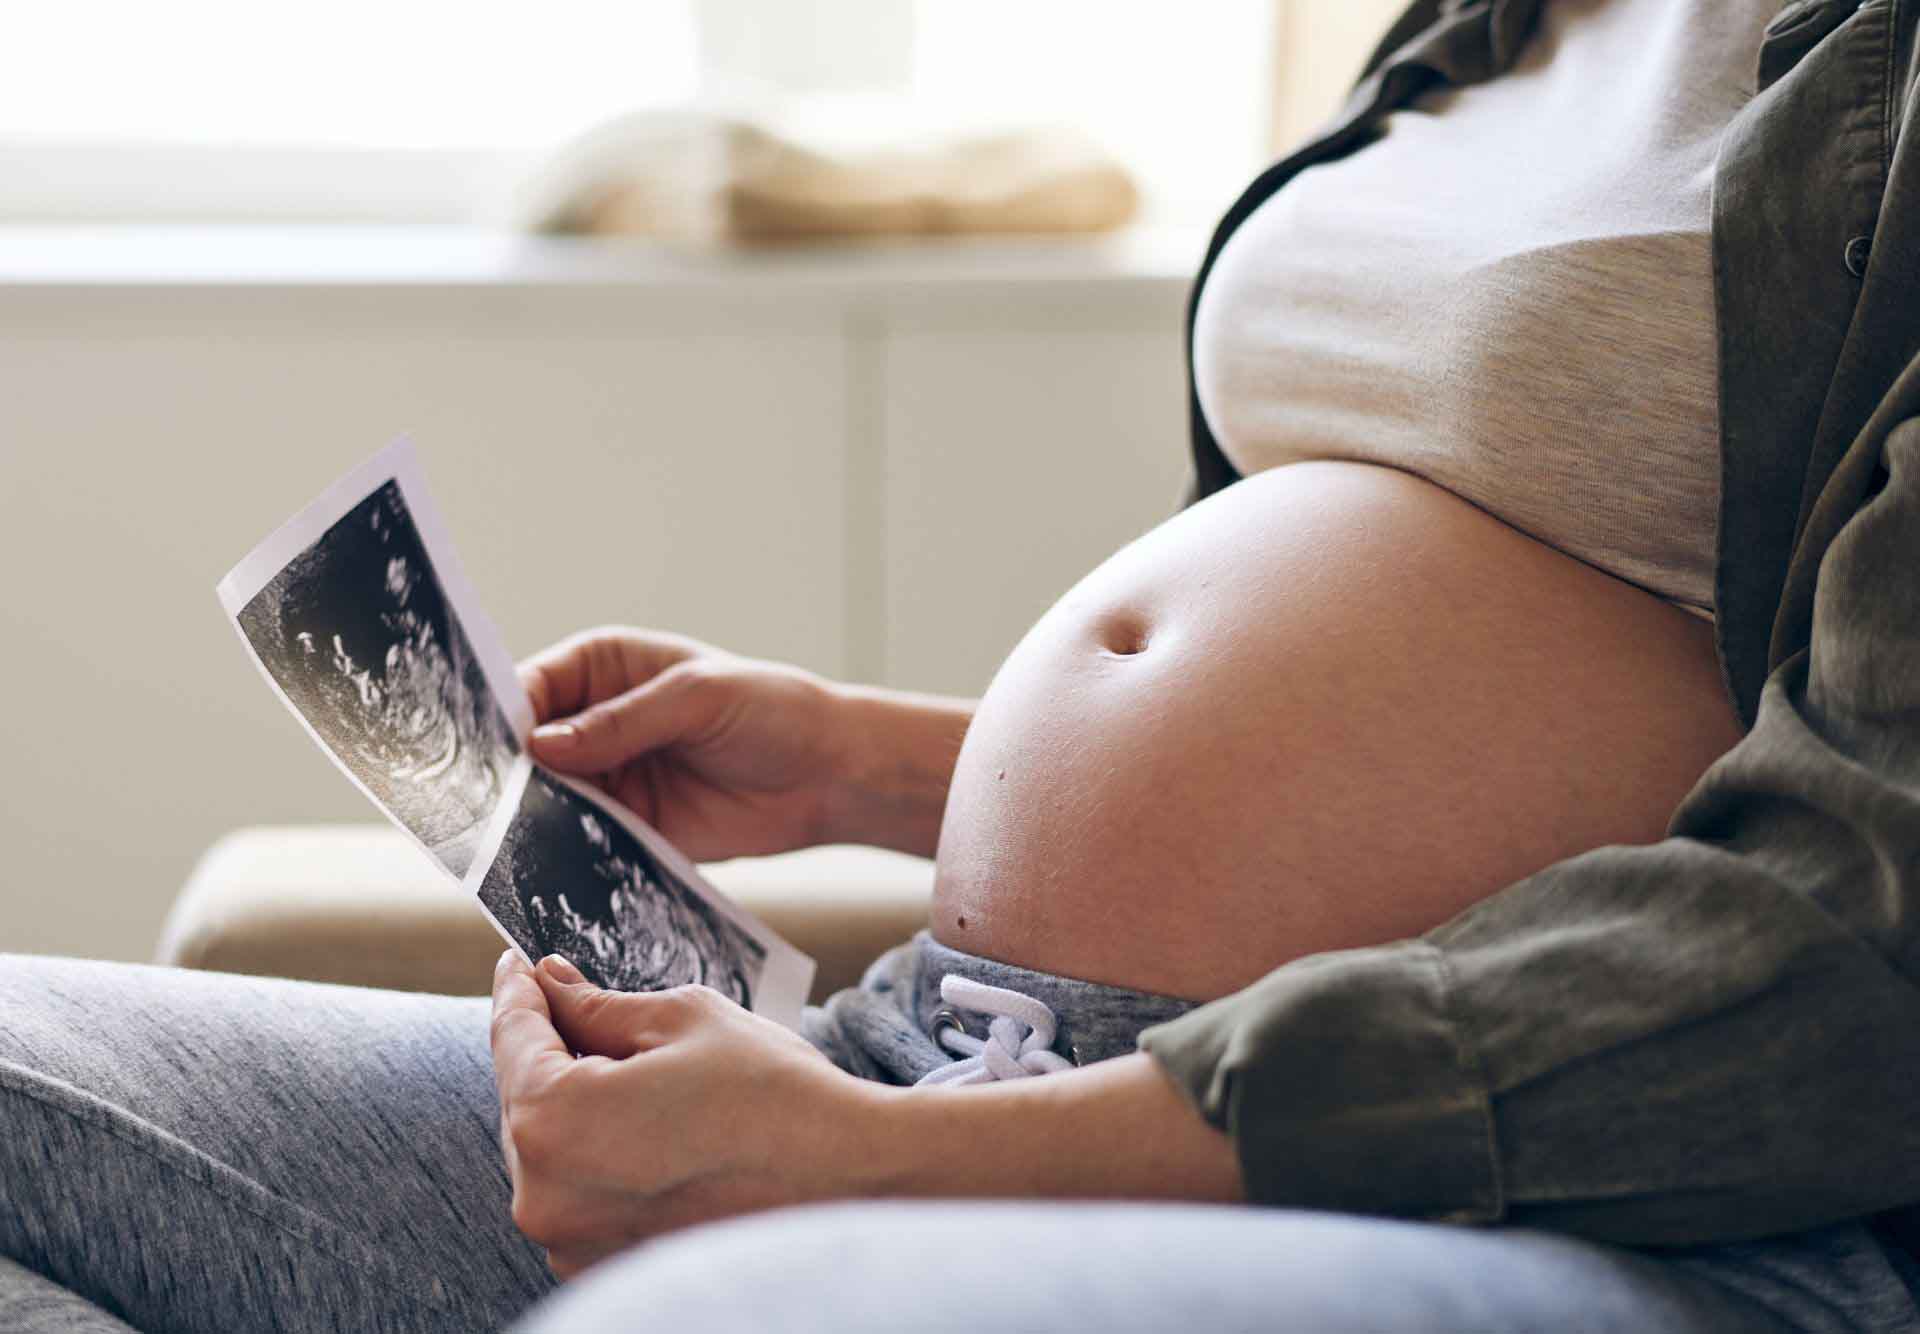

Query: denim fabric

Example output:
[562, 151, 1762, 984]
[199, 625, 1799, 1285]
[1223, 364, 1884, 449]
[516, 1203, 1920, 1334]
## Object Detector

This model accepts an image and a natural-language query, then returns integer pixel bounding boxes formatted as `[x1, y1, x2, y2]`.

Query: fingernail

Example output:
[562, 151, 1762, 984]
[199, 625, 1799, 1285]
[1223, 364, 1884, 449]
[531, 722, 578, 747]
[541, 954, 586, 984]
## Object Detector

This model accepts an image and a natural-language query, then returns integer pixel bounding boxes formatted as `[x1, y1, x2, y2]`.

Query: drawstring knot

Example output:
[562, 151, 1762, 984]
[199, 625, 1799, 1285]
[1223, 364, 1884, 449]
[916, 975, 1076, 1086]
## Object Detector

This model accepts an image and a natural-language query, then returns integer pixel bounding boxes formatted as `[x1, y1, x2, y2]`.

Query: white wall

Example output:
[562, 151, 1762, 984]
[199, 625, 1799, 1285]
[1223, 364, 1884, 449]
[0, 231, 1190, 961]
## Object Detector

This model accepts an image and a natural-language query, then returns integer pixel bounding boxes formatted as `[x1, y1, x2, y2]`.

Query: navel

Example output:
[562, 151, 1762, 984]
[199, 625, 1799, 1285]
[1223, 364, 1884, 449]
[1095, 610, 1152, 658]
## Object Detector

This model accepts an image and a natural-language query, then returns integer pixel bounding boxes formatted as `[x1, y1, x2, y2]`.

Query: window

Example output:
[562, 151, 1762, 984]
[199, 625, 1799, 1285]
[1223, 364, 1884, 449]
[0, 1, 1276, 226]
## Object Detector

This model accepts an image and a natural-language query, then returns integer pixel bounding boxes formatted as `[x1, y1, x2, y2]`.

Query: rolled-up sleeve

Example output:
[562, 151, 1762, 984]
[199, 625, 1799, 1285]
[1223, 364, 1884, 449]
[1142, 381, 1920, 1247]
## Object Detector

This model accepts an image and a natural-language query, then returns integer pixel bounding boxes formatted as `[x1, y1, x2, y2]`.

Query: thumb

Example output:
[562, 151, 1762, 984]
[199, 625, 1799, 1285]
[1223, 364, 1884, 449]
[536, 956, 669, 1060]
[528, 663, 719, 775]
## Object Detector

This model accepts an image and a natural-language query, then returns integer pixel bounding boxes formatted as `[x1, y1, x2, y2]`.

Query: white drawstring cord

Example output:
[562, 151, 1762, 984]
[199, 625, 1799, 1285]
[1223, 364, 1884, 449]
[915, 975, 1076, 1086]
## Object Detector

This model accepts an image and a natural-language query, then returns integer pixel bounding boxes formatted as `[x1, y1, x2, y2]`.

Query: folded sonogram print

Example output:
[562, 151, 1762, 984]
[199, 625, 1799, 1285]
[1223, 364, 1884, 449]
[218, 439, 813, 1026]
[480, 769, 766, 1004]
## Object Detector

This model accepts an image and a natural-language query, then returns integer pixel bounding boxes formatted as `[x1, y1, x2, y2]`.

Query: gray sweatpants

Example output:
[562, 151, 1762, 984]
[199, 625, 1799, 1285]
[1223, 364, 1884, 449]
[800, 931, 1199, 1082]
[2, 949, 1917, 1334]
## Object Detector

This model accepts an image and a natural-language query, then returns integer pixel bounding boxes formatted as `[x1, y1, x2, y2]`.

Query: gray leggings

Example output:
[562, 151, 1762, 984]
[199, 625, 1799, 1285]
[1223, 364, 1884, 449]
[2, 948, 1917, 1334]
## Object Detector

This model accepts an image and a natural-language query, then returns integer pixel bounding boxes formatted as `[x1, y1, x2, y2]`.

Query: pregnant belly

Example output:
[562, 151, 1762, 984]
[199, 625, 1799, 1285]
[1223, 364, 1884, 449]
[931, 460, 1744, 1001]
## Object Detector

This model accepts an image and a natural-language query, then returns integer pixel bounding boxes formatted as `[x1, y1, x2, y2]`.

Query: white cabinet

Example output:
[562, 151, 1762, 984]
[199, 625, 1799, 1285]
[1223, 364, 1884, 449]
[0, 228, 1193, 960]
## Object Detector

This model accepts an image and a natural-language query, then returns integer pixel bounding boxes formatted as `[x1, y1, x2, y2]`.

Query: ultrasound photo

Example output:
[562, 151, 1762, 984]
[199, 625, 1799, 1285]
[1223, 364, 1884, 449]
[222, 438, 813, 1027]
[233, 481, 518, 878]
[480, 770, 767, 1004]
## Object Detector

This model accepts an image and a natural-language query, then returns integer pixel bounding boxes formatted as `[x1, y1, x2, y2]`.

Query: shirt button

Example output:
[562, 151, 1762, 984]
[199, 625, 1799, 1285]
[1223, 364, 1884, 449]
[1845, 235, 1872, 277]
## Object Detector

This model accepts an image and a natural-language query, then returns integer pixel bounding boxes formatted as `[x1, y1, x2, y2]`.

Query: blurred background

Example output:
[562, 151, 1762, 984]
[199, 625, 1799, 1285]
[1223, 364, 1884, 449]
[0, 0, 1403, 963]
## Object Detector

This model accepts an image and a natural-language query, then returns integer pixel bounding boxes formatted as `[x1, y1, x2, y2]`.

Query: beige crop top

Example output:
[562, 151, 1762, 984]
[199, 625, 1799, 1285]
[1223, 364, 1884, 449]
[1194, 0, 1782, 620]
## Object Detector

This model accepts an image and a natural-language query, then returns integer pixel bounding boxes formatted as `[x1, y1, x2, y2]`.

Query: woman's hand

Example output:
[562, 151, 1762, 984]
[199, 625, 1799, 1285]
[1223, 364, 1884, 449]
[519, 628, 854, 861]
[491, 951, 1246, 1281]
[490, 950, 881, 1279]
[520, 627, 974, 860]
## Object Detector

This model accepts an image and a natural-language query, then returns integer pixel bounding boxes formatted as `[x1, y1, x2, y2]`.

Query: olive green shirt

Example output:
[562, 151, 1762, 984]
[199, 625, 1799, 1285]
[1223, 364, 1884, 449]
[1140, 0, 1920, 1252]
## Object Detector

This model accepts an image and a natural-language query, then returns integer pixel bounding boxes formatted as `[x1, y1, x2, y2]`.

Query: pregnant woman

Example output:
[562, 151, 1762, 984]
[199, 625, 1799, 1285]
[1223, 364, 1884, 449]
[5, 1, 1920, 1331]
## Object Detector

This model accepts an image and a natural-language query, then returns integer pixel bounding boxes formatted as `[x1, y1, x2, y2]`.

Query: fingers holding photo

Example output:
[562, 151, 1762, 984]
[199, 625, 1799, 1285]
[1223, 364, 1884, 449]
[528, 664, 725, 778]
[518, 627, 707, 728]
[490, 949, 573, 1105]
[534, 959, 758, 1062]
[491, 955, 865, 1270]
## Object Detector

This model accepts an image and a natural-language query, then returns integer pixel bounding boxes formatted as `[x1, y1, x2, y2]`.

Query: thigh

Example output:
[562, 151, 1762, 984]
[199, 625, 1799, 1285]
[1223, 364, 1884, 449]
[0, 1256, 140, 1334]
[514, 1202, 1865, 1334]
[0, 954, 555, 1334]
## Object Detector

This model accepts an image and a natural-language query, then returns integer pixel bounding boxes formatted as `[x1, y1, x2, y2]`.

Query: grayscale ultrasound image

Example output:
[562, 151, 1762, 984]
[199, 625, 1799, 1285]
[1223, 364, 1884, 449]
[236, 481, 519, 878]
[479, 769, 765, 1005]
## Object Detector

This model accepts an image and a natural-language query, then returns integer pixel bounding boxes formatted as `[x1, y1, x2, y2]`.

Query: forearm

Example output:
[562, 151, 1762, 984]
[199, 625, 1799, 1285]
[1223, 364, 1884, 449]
[847, 1053, 1244, 1204]
[822, 684, 975, 858]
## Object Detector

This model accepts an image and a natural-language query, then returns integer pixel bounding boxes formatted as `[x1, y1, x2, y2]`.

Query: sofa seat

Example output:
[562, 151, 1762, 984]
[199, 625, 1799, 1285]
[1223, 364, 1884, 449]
[157, 825, 935, 1002]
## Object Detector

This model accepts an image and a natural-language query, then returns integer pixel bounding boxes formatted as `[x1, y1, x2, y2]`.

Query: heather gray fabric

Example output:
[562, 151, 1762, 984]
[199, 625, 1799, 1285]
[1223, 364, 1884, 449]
[802, 931, 1196, 1082]
[0, 1259, 137, 1334]
[0, 954, 556, 1334]
[1196, 0, 1772, 620]
[3, 948, 1916, 1333]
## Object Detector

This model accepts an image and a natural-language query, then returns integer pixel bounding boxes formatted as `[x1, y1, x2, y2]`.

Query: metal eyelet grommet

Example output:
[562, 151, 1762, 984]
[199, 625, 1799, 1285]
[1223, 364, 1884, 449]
[930, 1007, 966, 1044]
[1845, 236, 1872, 278]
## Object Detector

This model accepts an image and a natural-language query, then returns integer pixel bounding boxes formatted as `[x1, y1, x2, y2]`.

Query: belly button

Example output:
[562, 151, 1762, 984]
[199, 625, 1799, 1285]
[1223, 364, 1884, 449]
[1097, 613, 1152, 658]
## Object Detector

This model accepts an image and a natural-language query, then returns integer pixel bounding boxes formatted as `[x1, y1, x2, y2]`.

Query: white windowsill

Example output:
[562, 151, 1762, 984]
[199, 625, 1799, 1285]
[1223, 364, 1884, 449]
[0, 224, 1206, 301]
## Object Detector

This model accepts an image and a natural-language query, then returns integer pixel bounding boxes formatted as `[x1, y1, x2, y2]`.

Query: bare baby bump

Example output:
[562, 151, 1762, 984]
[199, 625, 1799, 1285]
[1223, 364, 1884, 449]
[931, 460, 1745, 1001]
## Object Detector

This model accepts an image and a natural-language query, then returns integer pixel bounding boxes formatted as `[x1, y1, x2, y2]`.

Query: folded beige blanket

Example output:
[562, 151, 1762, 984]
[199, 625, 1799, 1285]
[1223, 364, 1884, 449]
[516, 112, 1139, 245]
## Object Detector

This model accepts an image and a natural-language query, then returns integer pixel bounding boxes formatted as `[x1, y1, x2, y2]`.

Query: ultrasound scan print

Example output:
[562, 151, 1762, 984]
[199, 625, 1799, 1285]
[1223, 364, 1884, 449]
[236, 482, 519, 878]
[479, 770, 766, 1005]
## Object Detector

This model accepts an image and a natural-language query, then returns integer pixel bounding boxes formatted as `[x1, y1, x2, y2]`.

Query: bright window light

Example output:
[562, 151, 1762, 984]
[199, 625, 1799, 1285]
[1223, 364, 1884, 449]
[0, 1, 1273, 224]
[0, 2, 699, 149]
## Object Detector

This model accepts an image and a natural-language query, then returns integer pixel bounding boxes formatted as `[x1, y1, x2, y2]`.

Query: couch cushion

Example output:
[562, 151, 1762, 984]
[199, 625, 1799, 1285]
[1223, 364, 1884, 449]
[158, 825, 933, 1001]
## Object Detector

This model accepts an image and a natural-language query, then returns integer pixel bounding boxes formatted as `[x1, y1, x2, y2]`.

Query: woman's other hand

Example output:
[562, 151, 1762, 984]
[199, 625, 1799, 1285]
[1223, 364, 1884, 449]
[489, 950, 1245, 1281]
[490, 950, 876, 1279]
[519, 628, 852, 861]
[520, 626, 974, 860]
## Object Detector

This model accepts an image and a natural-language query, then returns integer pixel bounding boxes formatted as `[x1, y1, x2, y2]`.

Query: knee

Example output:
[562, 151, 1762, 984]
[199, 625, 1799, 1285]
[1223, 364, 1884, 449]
[508, 1201, 1404, 1334]
[0, 954, 92, 1064]
[511, 1204, 951, 1334]
[508, 1202, 1771, 1334]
